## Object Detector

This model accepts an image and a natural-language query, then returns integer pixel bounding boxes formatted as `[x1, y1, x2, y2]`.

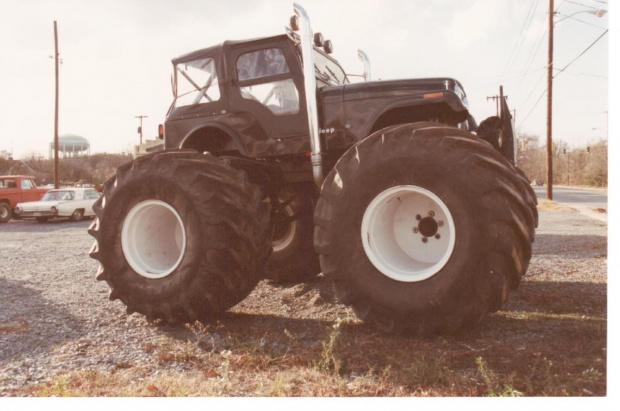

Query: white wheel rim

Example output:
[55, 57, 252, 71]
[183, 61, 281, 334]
[121, 200, 187, 279]
[272, 204, 297, 252]
[361, 185, 456, 282]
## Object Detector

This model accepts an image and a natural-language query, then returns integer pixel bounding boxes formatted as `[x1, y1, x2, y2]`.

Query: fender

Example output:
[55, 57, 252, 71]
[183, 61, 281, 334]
[357, 91, 470, 139]
[179, 122, 246, 155]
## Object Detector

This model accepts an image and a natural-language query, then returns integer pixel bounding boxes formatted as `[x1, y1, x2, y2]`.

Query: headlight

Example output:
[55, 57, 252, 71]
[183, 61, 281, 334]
[14, 206, 22, 214]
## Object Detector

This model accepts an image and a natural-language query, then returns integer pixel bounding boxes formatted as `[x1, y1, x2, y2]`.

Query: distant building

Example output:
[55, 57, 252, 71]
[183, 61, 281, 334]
[49, 134, 91, 158]
[134, 138, 164, 158]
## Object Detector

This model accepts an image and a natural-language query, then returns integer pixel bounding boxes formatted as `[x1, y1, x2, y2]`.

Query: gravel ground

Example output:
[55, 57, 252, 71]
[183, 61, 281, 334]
[0, 208, 607, 395]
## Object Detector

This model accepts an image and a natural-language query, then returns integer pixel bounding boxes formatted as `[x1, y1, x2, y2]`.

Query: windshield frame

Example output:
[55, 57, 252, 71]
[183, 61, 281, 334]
[313, 48, 349, 87]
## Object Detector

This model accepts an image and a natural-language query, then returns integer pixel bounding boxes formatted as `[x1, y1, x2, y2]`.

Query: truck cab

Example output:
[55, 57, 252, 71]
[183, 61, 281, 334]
[161, 27, 473, 167]
[0, 176, 49, 223]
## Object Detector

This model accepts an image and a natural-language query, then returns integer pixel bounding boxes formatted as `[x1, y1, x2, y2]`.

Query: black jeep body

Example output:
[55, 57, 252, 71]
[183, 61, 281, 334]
[163, 33, 475, 183]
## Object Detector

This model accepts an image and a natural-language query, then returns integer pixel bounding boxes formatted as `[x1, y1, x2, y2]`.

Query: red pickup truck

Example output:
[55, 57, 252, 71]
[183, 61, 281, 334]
[0, 176, 49, 223]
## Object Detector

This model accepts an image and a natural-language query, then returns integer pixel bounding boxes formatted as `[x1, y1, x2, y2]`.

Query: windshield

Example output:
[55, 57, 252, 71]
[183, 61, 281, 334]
[41, 190, 74, 201]
[314, 50, 348, 87]
[174, 57, 221, 107]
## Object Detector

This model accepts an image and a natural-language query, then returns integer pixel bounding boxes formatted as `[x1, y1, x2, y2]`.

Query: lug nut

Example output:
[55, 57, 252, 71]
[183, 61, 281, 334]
[435, 234, 441, 239]
[428, 211, 435, 217]
[438, 221, 444, 227]
[416, 214, 422, 221]
[412, 227, 419, 233]
[422, 237, 428, 243]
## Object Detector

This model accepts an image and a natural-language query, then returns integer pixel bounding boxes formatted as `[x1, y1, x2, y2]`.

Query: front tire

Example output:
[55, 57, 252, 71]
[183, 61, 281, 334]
[0, 202, 12, 223]
[88, 150, 271, 324]
[314, 123, 535, 335]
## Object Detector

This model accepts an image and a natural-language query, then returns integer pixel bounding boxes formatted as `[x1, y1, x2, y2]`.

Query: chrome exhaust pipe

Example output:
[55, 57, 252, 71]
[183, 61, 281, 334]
[293, 3, 324, 188]
[357, 49, 372, 81]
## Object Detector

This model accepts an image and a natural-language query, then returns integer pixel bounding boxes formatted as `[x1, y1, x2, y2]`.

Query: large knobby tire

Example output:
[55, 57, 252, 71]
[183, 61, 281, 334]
[314, 123, 535, 336]
[0, 202, 12, 223]
[514, 166, 539, 229]
[88, 150, 271, 324]
[264, 183, 321, 283]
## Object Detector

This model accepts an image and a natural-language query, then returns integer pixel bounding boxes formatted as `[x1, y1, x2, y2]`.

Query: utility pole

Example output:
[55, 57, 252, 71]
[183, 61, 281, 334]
[135, 115, 148, 145]
[486, 95, 508, 117]
[567, 151, 570, 186]
[53, 21, 60, 189]
[546, 0, 554, 200]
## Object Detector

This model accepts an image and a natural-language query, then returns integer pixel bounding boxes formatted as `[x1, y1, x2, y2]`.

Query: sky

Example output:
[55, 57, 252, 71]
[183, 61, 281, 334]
[0, 0, 612, 159]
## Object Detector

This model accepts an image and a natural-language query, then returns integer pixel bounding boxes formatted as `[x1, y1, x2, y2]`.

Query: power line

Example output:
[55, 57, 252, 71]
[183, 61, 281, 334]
[500, 0, 539, 80]
[564, 0, 598, 9]
[553, 29, 608, 78]
[513, 19, 548, 93]
[554, 12, 607, 29]
[518, 88, 547, 127]
[553, 69, 607, 78]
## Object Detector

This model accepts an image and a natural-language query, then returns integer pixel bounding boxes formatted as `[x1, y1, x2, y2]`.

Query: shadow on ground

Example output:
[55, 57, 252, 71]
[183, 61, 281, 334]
[0, 278, 85, 364]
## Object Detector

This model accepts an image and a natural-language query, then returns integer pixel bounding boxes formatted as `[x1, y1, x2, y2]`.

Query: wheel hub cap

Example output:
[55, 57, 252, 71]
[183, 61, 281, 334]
[121, 200, 186, 279]
[361, 185, 456, 282]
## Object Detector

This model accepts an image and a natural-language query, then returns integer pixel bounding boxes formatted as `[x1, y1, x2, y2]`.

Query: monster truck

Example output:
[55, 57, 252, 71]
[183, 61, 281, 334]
[89, 4, 537, 335]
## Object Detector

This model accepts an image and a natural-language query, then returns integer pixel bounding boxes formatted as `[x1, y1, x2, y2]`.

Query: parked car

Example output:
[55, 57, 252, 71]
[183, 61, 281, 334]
[13, 188, 101, 222]
[0, 175, 50, 223]
[532, 179, 544, 186]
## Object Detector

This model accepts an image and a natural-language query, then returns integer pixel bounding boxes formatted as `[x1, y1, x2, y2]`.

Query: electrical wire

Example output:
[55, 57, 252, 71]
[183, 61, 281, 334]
[564, 0, 598, 9]
[513, 19, 547, 93]
[517, 88, 546, 128]
[553, 29, 608, 78]
[500, 0, 539, 80]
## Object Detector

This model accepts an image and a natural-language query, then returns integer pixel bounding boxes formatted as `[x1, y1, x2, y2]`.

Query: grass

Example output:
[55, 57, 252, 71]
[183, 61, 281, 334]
[0, 320, 30, 333]
[537, 199, 575, 211]
[16, 304, 605, 397]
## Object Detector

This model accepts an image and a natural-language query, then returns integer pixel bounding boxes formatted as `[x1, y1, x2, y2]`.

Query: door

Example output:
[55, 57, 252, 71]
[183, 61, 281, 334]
[228, 39, 309, 140]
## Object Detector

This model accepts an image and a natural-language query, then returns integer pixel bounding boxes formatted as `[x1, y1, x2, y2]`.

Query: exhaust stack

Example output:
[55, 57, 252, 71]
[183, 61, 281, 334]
[293, 3, 324, 188]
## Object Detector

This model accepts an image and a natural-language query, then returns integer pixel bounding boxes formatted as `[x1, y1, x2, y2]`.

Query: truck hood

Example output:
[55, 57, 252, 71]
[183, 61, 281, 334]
[320, 77, 468, 107]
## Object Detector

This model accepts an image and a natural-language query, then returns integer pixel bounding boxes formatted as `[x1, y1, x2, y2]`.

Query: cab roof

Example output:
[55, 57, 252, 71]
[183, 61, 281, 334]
[171, 34, 291, 65]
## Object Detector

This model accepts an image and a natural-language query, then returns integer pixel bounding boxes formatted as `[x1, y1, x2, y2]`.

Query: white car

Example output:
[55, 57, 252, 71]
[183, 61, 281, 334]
[14, 188, 101, 222]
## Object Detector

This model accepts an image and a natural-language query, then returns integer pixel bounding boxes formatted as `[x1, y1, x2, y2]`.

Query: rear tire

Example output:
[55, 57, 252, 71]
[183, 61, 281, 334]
[264, 184, 321, 283]
[314, 123, 535, 335]
[88, 150, 271, 324]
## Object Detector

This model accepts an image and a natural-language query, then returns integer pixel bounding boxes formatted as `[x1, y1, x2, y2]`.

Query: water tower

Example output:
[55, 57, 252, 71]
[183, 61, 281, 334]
[49, 134, 90, 158]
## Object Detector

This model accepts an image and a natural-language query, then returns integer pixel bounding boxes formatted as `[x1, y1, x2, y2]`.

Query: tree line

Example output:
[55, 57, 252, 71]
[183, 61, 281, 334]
[516, 134, 607, 187]
[0, 151, 133, 186]
[1, 133, 608, 188]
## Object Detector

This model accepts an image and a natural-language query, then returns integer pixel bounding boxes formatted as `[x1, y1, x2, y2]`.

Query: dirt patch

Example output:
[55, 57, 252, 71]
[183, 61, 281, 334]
[537, 200, 575, 212]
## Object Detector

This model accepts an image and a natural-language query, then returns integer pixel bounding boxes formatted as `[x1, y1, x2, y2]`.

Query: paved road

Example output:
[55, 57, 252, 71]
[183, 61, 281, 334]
[533, 185, 608, 223]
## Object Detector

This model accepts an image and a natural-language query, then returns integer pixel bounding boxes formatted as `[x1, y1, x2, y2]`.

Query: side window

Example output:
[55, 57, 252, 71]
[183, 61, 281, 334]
[174, 58, 220, 107]
[21, 179, 33, 189]
[85, 190, 101, 199]
[237, 48, 299, 116]
[1, 179, 17, 188]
